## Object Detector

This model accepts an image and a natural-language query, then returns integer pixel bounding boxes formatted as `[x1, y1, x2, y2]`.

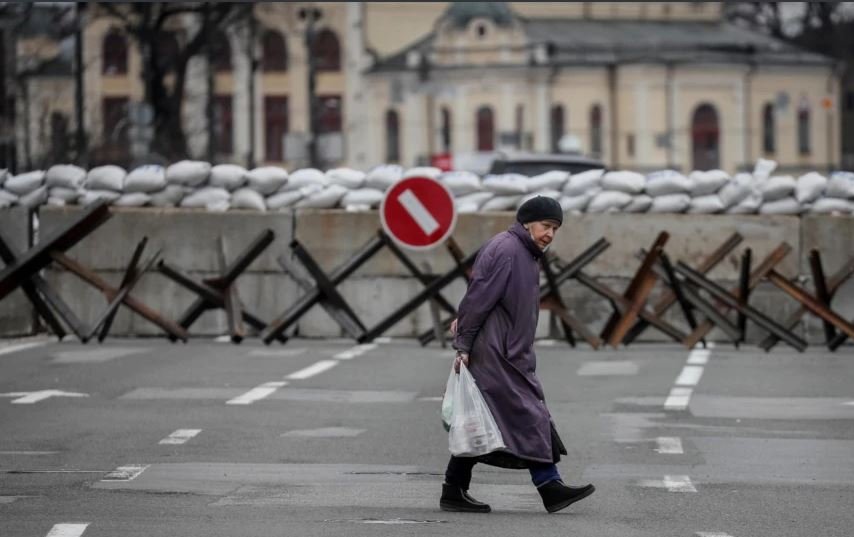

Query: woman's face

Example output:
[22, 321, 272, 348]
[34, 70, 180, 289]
[525, 219, 561, 251]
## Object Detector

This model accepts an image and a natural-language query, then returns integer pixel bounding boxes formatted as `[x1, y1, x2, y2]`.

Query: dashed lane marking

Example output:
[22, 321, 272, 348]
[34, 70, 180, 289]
[226, 381, 287, 405]
[654, 437, 683, 454]
[664, 387, 693, 411]
[45, 524, 89, 537]
[286, 360, 339, 380]
[334, 343, 377, 360]
[696, 533, 735, 537]
[159, 429, 202, 445]
[102, 465, 148, 482]
[637, 475, 697, 492]
[675, 365, 705, 386]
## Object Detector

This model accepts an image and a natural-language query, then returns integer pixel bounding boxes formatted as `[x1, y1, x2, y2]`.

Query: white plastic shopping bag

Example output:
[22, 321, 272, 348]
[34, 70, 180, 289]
[446, 363, 506, 457]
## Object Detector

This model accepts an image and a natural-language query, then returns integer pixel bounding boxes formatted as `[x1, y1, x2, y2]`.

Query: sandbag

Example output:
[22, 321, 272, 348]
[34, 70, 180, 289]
[689, 169, 729, 196]
[825, 172, 854, 199]
[559, 191, 595, 213]
[230, 188, 267, 211]
[440, 171, 481, 196]
[149, 185, 187, 207]
[19, 186, 48, 209]
[341, 188, 384, 209]
[645, 170, 691, 197]
[526, 171, 569, 192]
[482, 174, 528, 195]
[601, 170, 645, 194]
[564, 169, 604, 196]
[718, 173, 755, 208]
[810, 197, 854, 214]
[759, 197, 801, 215]
[266, 189, 305, 210]
[649, 193, 691, 213]
[517, 190, 561, 209]
[481, 195, 523, 211]
[209, 164, 248, 191]
[46, 197, 66, 207]
[246, 166, 288, 195]
[454, 191, 494, 212]
[365, 164, 403, 191]
[296, 184, 348, 208]
[124, 165, 166, 193]
[166, 160, 211, 187]
[114, 192, 151, 207]
[794, 172, 827, 204]
[326, 167, 366, 189]
[587, 191, 632, 213]
[403, 166, 441, 179]
[726, 192, 762, 214]
[624, 194, 652, 213]
[688, 194, 725, 214]
[48, 187, 81, 203]
[0, 189, 19, 205]
[753, 158, 777, 181]
[6, 170, 46, 195]
[85, 165, 125, 192]
[286, 168, 327, 191]
[180, 186, 231, 210]
[46, 164, 86, 190]
[0, 168, 7, 187]
[80, 189, 122, 205]
[760, 175, 796, 202]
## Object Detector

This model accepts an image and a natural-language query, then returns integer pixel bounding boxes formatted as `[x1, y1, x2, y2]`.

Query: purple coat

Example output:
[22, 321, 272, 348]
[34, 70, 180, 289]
[454, 222, 563, 465]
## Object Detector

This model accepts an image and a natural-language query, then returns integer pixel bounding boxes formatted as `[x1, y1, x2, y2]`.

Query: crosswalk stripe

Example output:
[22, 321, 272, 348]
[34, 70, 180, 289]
[159, 429, 202, 445]
[45, 524, 89, 537]
[226, 382, 287, 405]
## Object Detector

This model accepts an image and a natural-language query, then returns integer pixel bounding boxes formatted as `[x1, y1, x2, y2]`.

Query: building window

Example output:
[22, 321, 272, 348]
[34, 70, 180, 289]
[102, 30, 127, 75]
[213, 95, 233, 153]
[385, 109, 400, 163]
[515, 104, 524, 149]
[318, 95, 342, 133]
[210, 31, 232, 73]
[440, 107, 452, 152]
[550, 104, 565, 153]
[314, 29, 340, 72]
[264, 96, 288, 161]
[762, 102, 775, 154]
[261, 30, 287, 72]
[798, 106, 811, 155]
[626, 133, 635, 158]
[691, 103, 720, 171]
[476, 106, 494, 151]
[590, 104, 602, 157]
[102, 97, 128, 145]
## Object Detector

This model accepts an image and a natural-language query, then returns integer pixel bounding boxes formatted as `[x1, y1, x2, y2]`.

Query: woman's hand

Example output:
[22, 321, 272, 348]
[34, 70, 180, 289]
[453, 351, 469, 373]
[449, 318, 458, 336]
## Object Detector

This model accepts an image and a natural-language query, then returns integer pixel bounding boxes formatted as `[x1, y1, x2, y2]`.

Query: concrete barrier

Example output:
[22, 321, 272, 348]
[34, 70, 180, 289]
[0, 207, 34, 336]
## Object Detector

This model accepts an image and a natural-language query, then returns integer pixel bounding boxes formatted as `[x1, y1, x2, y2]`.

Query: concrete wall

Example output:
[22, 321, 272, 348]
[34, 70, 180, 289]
[0, 207, 34, 336]
[2, 207, 852, 345]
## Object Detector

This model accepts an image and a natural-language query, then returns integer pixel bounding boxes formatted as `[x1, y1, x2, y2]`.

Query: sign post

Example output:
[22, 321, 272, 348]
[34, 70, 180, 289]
[380, 176, 457, 251]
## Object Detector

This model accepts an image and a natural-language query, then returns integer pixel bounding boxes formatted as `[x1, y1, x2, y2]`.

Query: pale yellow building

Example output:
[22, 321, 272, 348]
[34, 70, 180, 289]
[11, 2, 842, 175]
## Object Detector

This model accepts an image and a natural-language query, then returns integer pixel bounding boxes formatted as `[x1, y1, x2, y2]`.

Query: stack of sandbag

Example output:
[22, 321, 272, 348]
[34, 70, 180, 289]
[560, 169, 603, 212]
[45, 165, 86, 206]
[81, 165, 125, 205]
[813, 172, 854, 214]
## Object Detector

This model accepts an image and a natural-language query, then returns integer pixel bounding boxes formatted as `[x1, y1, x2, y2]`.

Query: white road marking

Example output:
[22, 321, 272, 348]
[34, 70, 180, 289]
[0, 451, 59, 455]
[159, 429, 202, 445]
[687, 349, 711, 365]
[226, 381, 287, 405]
[0, 341, 48, 357]
[214, 335, 231, 343]
[664, 387, 693, 411]
[696, 533, 734, 537]
[843, 401, 854, 406]
[637, 475, 696, 492]
[374, 337, 392, 343]
[334, 343, 377, 360]
[654, 437, 683, 454]
[535, 339, 558, 346]
[418, 396, 443, 401]
[0, 390, 89, 404]
[361, 519, 439, 524]
[398, 189, 439, 235]
[281, 427, 365, 437]
[286, 360, 339, 380]
[45, 524, 89, 537]
[102, 465, 148, 481]
[675, 365, 705, 386]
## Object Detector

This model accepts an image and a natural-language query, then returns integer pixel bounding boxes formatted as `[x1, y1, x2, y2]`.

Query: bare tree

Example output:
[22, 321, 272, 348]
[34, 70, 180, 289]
[95, 2, 251, 161]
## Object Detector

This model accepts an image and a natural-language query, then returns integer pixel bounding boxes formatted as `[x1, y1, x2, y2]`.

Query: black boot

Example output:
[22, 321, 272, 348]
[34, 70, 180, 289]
[439, 483, 491, 513]
[537, 480, 595, 513]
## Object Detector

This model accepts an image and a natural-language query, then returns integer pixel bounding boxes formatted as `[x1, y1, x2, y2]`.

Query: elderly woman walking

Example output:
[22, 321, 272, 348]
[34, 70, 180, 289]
[439, 196, 595, 514]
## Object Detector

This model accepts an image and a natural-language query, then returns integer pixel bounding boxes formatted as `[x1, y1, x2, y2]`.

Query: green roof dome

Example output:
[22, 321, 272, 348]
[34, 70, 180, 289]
[443, 2, 515, 28]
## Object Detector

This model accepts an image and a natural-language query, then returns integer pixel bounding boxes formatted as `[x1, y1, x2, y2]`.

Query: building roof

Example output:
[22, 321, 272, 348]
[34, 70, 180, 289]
[442, 2, 515, 29]
[370, 18, 834, 73]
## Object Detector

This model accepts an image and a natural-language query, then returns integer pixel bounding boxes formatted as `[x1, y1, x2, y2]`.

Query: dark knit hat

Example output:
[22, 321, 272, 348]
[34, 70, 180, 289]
[516, 196, 563, 226]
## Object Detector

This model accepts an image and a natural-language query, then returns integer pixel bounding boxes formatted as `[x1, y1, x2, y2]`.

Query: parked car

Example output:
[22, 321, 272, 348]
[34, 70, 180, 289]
[487, 152, 605, 176]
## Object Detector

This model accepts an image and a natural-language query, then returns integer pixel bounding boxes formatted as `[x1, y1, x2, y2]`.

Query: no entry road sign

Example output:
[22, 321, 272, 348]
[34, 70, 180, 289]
[380, 176, 457, 251]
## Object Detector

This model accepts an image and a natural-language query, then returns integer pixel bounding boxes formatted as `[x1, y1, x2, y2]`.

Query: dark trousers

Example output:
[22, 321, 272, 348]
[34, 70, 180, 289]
[445, 456, 561, 490]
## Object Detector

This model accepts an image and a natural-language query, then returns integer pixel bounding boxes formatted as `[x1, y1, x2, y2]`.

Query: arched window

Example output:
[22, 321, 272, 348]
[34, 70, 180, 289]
[210, 30, 232, 72]
[314, 28, 340, 72]
[155, 31, 180, 73]
[550, 104, 565, 153]
[102, 30, 127, 75]
[762, 102, 775, 154]
[589, 104, 602, 157]
[798, 105, 811, 155]
[476, 106, 494, 151]
[261, 30, 287, 72]
[385, 109, 400, 163]
[691, 103, 720, 171]
[440, 107, 452, 152]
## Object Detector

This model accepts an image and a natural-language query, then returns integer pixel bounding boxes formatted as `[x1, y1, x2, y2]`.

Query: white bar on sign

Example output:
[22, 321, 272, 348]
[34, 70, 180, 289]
[675, 365, 704, 386]
[664, 387, 693, 410]
[687, 349, 710, 365]
[159, 429, 202, 445]
[286, 360, 339, 380]
[226, 381, 287, 405]
[45, 524, 90, 537]
[398, 189, 440, 236]
[654, 437, 683, 454]
[663, 475, 697, 492]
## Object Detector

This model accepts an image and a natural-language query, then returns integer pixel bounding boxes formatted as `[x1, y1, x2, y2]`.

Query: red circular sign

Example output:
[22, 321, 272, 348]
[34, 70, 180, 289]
[380, 176, 457, 251]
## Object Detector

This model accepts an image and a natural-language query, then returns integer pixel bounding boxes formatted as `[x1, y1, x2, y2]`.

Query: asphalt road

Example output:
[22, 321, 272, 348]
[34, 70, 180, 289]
[1, 336, 852, 537]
